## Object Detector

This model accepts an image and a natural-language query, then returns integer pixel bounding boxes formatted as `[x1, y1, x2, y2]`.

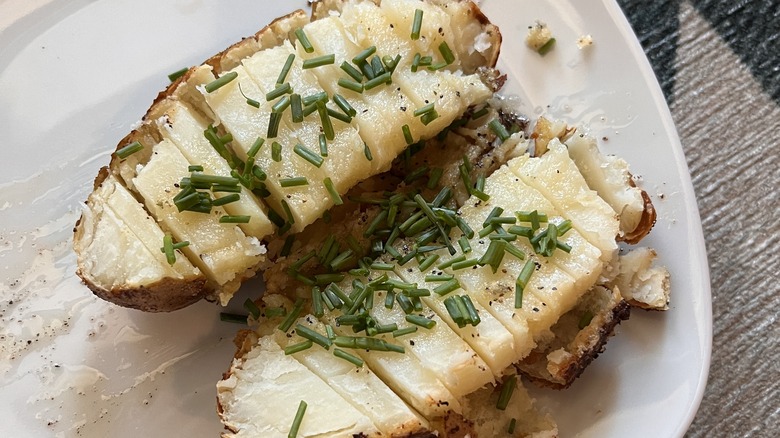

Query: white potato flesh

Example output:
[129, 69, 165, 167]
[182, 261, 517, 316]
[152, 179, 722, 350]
[78, 175, 198, 288]
[296, 16, 412, 167]
[393, 255, 518, 376]
[155, 100, 274, 239]
[241, 42, 370, 193]
[508, 141, 619, 262]
[322, 310, 461, 418]
[217, 337, 379, 438]
[132, 139, 264, 290]
[196, 65, 330, 232]
[379, 0, 459, 68]
[465, 163, 604, 294]
[363, 272, 495, 396]
[565, 133, 645, 236]
[274, 316, 430, 436]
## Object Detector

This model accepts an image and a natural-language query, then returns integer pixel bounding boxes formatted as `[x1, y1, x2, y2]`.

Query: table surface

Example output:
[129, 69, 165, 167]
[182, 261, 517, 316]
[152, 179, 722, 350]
[617, 0, 780, 436]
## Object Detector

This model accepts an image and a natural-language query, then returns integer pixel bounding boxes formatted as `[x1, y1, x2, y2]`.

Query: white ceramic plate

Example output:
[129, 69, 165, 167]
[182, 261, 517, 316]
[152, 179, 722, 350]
[0, 0, 711, 436]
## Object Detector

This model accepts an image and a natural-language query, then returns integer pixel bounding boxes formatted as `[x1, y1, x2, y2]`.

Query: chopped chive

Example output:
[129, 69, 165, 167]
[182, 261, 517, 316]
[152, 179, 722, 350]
[537, 37, 556, 55]
[462, 295, 481, 326]
[279, 177, 309, 187]
[483, 207, 505, 227]
[252, 165, 267, 182]
[457, 236, 472, 254]
[302, 54, 335, 69]
[241, 298, 261, 319]
[455, 217, 475, 239]
[475, 174, 486, 192]
[375, 323, 398, 334]
[433, 278, 460, 296]
[272, 141, 282, 162]
[578, 310, 595, 329]
[294, 28, 314, 53]
[479, 240, 507, 273]
[337, 78, 364, 93]
[171, 241, 189, 250]
[219, 215, 250, 223]
[411, 52, 421, 72]
[317, 102, 335, 141]
[323, 177, 343, 205]
[284, 340, 313, 355]
[276, 53, 295, 85]
[489, 118, 511, 142]
[327, 106, 352, 123]
[266, 82, 292, 101]
[405, 314, 436, 329]
[219, 312, 247, 324]
[279, 300, 304, 332]
[162, 234, 175, 265]
[438, 254, 466, 270]
[116, 141, 143, 159]
[333, 348, 364, 367]
[424, 168, 443, 190]
[418, 254, 440, 272]
[238, 84, 261, 108]
[557, 219, 573, 235]
[496, 375, 517, 410]
[413, 102, 435, 118]
[406, 288, 431, 298]
[414, 194, 455, 255]
[363, 143, 373, 161]
[396, 293, 414, 314]
[451, 258, 479, 270]
[167, 67, 188, 82]
[487, 216, 517, 225]
[516, 259, 535, 308]
[293, 144, 324, 168]
[204, 71, 238, 93]
[352, 46, 377, 65]
[363, 210, 389, 237]
[393, 326, 418, 338]
[458, 163, 473, 196]
[188, 165, 204, 172]
[212, 193, 240, 206]
[556, 241, 572, 253]
[340, 61, 364, 82]
[443, 296, 464, 325]
[266, 306, 287, 318]
[288, 400, 307, 438]
[508, 225, 534, 238]
[370, 262, 395, 271]
[280, 234, 295, 257]
[419, 56, 433, 66]
[402, 124, 414, 144]
[432, 187, 452, 207]
[425, 273, 453, 282]
[295, 324, 332, 349]
[508, 418, 517, 434]
[302, 91, 329, 106]
[505, 243, 526, 260]
[267, 112, 282, 138]
[471, 106, 489, 119]
[332, 93, 357, 117]
[438, 41, 455, 65]
[212, 184, 241, 193]
[411, 9, 423, 40]
[363, 71, 392, 90]
[281, 199, 295, 225]
[289, 93, 303, 123]
[370, 55, 385, 76]
[420, 110, 439, 126]
[272, 95, 291, 113]
[267, 206, 286, 228]
[247, 137, 265, 159]
[427, 61, 449, 71]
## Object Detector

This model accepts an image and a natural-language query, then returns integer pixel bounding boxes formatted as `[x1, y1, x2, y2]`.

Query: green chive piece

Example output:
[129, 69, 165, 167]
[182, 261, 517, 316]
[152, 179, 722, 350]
[219, 215, 250, 223]
[272, 95, 291, 113]
[413, 103, 435, 118]
[438, 41, 455, 65]
[462, 295, 480, 326]
[278, 299, 304, 332]
[340, 61, 364, 81]
[363, 142, 373, 161]
[411, 52, 421, 72]
[212, 184, 241, 193]
[337, 78, 364, 93]
[457, 236, 472, 254]
[219, 312, 247, 324]
[188, 165, 204, 172]
[452, 258, 479, 271]
[414, 194, 455, 255]
[246, 138, 264, 159]
[420, 110, 439, 126]
[471, 106, 489, 120]
[284, 340, 313, 355]
[479, 240, 507, 273]
[288, 93, 303, 123]
[162, 234, 175, 265]
[116, 141, 143, 159]
[294, 28, 314, 53]
[425, 273, 453, 282]
[508, 418, 517, 434]
[402, 124, 414, 144]
[537, 37, 556, 55]
[212, 193, 240, 206]
[277, 53, 295, 85]
[405, 314, 436, 329]
[294, 144, 324, 168]
[427, 61, 449, 71]
[266, 82, 292, 101]
[393, 326, 418, 337]
[578, 310, 595, 329]
[279, 177, 309, 187]
[238, 84, 261, 108]
[363, 210, 389, 237]
[205, 71, 238, 93]
[332, 93, 357, 117]
[352, 46, 377, 65]
[411, 9, 423, 40]
[433, 278, 460, 296]
[272, 142, 282, 162]
[496, 375, 517, 410]
[364, 71, 392, 90]
[489, 118, 511, 142]
[281, 199, 295, 225]
[295, 324, 332, 349]
[316, 102, 335, 141]
[418, 254, 440, 272]
[280, 234, 295, 257]
[168, 67, 188, 82]
[516, 259, 535, 308]
[288, 400, 307, 438]
[267, 112, 282, 138]
[438, 254, 466, 270]
[190, 172, 238, 186]
[424, 168, 443, 190]
[302, 54, 335, 69]
[333, 348, 364, 367]
[323, 177, 343, 205]
[242, 298, 261, 319]
[327, 106, 352, 123]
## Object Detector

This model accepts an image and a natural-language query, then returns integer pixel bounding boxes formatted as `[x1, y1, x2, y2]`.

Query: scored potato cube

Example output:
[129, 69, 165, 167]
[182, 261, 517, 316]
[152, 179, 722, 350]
[273, 315, 430, 436]
[155, 100, 274, 239]
[132, 139, 264, 294]
[217, 336, 379, 437]
[241, 42, 370, 193]
[195, 65, 331, 233]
